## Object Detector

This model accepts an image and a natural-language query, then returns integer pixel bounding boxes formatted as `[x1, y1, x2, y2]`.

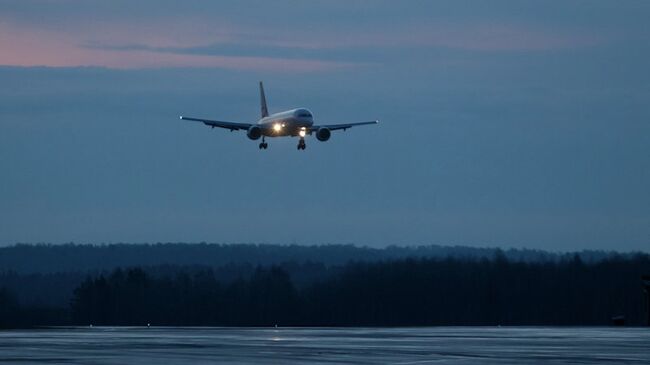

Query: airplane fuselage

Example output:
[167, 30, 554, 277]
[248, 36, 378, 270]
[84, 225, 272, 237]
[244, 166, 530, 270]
[258, 108, 314, 137]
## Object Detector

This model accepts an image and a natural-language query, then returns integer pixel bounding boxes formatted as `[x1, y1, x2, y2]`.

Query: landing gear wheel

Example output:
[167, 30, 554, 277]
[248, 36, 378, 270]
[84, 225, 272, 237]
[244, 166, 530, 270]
[259, 140, 268, 149]
[297, 139, 306, 150]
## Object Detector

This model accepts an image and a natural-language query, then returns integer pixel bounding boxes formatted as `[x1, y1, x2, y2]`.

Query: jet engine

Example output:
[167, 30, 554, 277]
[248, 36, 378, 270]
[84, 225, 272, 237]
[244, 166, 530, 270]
[316, 127, 331, 142]
[247, 126, 262, 140]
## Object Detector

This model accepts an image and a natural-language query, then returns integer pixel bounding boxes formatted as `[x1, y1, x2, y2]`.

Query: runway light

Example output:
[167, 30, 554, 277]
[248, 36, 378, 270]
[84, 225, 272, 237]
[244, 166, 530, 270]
[273, 123, 282, 132]
[299, 129, 306, 137]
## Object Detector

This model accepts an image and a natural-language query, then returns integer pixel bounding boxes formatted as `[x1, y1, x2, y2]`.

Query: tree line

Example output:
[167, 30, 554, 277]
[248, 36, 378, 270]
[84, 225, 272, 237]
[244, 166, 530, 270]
[2, 254, 648, 327]
[0, 243, 625, 274]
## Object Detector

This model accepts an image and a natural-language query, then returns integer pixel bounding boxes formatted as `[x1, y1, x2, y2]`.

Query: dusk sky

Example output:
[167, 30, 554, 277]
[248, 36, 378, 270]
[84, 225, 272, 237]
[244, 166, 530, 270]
[1, 1, 649, 251]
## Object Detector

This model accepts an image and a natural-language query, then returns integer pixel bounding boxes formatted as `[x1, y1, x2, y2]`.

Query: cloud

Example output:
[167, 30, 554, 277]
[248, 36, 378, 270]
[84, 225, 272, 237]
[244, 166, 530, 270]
[83, 22, 601, 61]
[0, 20, 355, 71]
[0, 2, 609, 72]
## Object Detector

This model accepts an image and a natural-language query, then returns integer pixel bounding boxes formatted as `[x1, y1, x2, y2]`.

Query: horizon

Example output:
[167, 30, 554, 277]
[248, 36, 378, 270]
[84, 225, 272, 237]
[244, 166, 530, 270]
[1, 241, 647, 255]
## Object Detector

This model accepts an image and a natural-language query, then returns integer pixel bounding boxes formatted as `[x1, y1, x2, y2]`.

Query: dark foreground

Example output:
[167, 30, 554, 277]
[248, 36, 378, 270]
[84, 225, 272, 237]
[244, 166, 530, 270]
[1, 327, 649, 364]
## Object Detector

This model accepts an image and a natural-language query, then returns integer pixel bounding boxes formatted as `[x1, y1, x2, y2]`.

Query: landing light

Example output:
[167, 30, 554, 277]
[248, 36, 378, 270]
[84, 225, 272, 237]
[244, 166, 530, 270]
[273, 123, 282, 132]
[299, 129, 306, 137]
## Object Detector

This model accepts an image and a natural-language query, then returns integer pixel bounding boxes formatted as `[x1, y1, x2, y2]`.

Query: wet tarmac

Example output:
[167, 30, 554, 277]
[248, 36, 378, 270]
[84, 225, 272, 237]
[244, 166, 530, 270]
[1, 326, 649, 364]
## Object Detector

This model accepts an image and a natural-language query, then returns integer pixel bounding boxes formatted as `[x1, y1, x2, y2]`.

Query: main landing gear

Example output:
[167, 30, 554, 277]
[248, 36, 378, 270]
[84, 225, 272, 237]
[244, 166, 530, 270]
[297, 138, 306, 150]
[258, 137, 268, 150]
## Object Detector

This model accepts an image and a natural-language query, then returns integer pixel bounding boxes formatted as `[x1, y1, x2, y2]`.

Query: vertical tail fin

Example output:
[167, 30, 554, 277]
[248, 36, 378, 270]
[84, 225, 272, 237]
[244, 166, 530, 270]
[259, 81, 269, 118]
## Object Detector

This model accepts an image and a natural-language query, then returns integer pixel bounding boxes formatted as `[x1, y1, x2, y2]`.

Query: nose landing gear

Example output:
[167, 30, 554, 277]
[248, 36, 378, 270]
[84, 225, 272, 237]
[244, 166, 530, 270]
[297, 138, 306, 150]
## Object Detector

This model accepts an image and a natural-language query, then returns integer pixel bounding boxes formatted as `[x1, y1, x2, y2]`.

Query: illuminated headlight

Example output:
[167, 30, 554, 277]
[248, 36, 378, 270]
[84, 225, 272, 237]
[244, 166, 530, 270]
[299, 129, 306, 137]
[273, 124, 282, 132]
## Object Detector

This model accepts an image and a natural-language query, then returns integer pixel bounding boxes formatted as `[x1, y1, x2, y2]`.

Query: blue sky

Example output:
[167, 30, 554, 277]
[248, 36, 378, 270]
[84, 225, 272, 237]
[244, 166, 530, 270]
[1, 1, 649, 250]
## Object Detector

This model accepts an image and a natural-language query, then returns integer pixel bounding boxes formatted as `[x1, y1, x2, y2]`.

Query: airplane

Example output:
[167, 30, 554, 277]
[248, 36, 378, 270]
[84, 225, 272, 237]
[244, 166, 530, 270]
[180, 82, 378, 150]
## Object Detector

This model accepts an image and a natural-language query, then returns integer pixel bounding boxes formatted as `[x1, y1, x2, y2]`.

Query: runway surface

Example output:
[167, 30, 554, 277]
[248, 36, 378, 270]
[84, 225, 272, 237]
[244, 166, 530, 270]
[1, 327, 649, 364]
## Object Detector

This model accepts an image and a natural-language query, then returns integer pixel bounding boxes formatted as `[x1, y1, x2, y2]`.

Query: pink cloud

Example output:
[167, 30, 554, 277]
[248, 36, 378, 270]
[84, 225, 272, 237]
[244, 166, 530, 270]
[0, 20, 353, 72]
[0, 17, 605, 71]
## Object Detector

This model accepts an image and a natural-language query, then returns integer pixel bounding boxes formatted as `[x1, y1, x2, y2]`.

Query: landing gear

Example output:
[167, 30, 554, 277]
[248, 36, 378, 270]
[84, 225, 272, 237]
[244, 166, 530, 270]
[258, 137, 268, 150]
[297, 138, 306, 150]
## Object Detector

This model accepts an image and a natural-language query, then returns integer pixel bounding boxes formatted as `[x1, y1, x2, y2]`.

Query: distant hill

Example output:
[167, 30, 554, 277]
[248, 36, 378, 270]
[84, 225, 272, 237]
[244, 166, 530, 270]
[0, 242, 634, 274]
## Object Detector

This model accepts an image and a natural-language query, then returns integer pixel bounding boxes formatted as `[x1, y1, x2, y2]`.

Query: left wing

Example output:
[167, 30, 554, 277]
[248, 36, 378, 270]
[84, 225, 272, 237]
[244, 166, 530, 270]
[180, 116, 253, 131]
[309, 120, 379, 132]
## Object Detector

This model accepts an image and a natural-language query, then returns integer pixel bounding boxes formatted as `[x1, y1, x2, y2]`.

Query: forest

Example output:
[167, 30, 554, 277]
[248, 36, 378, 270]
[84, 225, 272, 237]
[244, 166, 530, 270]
[1, 244, 649, 328]
[0, 243, 623, 274]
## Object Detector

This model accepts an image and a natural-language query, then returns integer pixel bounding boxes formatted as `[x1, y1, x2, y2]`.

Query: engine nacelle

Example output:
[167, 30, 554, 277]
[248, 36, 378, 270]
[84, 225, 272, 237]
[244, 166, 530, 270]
[247, 126, 262, 140]
[316, 127, 331, 142]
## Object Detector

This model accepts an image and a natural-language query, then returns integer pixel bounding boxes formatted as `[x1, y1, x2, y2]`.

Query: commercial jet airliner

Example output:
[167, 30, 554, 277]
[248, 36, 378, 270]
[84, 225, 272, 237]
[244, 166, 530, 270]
[180, 82, 378, 150]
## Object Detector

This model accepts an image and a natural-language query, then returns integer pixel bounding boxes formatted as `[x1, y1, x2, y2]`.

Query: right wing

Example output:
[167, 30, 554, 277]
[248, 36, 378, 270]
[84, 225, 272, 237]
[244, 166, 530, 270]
[309, 120, 379, 132]
[180, 116, 253, 131]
